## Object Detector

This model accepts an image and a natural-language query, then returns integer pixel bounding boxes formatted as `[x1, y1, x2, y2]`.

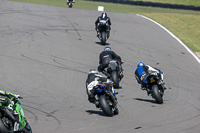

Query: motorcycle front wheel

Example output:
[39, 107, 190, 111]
[24, 123, 32, 133]
[0, 118, 11, 133]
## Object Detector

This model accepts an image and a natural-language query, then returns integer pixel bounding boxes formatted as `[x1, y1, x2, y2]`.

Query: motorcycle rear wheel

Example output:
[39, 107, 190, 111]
[111, 71, 120, 88]
[99, 95, 113, 117]
[151, 85, 163, 104]
[100, 31, 106, 45]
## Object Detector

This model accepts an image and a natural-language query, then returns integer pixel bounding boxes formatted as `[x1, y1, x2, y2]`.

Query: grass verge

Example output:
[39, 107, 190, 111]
[134, 0, 200, 7]
[11, 0, 200, 54]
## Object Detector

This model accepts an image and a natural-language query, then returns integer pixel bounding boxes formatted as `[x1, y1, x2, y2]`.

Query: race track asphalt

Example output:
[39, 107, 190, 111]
[0, 1, 200, 133]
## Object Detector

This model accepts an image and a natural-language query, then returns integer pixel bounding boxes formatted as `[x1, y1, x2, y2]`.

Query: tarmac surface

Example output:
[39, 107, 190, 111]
[0, 1, 200, 133]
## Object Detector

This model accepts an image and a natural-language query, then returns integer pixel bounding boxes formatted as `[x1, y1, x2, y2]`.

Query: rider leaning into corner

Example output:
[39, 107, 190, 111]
[86, 69, 116, 108]
[95, 12, 111, 37]
[0, 90, 20, 110]
[135, 62, 167, 94]
[98, 46, 124, 79]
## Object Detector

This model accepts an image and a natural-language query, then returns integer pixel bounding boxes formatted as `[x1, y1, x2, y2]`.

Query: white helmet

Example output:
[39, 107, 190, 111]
[104, 46, 112, 51]
[89, 69, 98, 74]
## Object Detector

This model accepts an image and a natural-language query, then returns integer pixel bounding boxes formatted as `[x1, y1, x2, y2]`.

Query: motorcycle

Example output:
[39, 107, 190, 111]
[141, 72, 166, 104]
[0, 93, 32, 133]
[105, 60, 123, 88]
[97, 20, 110, 45]
[67, 0, 74, 8]
[93, 83, 119, 117]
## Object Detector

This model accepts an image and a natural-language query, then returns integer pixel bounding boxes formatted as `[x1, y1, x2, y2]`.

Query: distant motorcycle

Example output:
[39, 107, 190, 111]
[97, 20, 110, 45]
[141, 72, 166, 104]
[67, 0, 74, 8]
[105, 60, 123, 88]
[93, 83, 119, 116]
[0, 93, 32, 133]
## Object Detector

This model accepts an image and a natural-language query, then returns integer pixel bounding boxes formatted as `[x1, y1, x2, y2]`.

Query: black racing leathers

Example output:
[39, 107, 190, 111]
[95, 16, 111, 28]
[98, 51, 121, 73]
[95, 16, 111, 36]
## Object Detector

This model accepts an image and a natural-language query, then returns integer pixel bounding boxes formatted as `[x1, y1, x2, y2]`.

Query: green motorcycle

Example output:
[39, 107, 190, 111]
[0, 90, 32, 133]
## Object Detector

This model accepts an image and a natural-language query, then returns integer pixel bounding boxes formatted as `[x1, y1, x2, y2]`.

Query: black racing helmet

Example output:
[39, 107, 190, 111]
[101, 12, 107, 19]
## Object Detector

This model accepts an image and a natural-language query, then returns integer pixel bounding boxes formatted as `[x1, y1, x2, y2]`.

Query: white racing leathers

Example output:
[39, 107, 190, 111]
[86, 73, 111, 96]
[146, 65, 164, 81]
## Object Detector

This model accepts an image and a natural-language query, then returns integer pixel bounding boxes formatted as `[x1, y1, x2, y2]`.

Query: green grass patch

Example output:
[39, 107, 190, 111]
[143, 13, 200, 52]
[11, 0, 200, 52]
[134, 0, 200, 7]
[11, 0, 67, 7]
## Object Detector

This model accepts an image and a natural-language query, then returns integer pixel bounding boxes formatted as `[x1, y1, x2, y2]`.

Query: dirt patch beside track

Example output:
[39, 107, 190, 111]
[196, 52, 200, 59]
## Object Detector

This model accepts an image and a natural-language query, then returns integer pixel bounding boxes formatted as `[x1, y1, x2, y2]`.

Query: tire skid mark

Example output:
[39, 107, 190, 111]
[68, 20, 81, 40]
[51, 54, 94, 68]
[53, 59, 87, 74]
[23, 108, 38, 125]
[21, 54, 87, 74]
[23, 104, 61, 129]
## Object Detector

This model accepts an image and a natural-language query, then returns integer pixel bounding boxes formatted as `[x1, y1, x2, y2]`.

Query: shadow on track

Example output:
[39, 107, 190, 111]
[86, 110, 106, 116]
[95, 42, 110, 46]
[133, 98, 158, 104]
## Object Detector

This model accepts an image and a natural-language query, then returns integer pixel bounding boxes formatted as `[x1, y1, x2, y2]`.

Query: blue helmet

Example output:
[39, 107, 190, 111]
[137, 62, 145, 67]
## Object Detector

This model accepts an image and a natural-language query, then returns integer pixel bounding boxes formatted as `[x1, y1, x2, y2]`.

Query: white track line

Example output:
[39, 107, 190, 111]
[136, 14, 200, 64]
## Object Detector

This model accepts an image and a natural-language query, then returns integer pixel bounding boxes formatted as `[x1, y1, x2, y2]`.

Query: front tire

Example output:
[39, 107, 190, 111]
[0, 119, 10, 133]
[99, 95, 113, 116]
[151, 85, 163, 104]
[24, 123, 32, 133]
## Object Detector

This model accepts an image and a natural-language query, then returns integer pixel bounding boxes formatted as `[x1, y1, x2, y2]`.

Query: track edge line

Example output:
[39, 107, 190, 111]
[136, 14, 200, 64]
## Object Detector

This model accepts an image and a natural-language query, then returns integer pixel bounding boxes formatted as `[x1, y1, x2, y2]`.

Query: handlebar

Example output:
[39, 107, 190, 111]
[18, 96, 23, 99]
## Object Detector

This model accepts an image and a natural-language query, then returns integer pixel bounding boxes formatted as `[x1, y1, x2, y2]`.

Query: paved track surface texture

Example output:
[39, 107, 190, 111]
[0, 1, 200, 133]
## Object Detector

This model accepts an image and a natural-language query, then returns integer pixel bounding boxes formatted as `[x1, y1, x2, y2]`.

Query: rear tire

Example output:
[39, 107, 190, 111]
[111, 71, 119, 88]
[0, 119, 10, 133]
[151, 85, 163, 104]
[101, 32, 106, 45]
[114, 108, 119, 115]
[99, 95, 113, 116]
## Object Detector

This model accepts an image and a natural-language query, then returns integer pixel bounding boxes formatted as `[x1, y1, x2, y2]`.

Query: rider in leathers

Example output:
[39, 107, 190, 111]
[86, 69, 114, 107]
[95, 12, 111, 38]
[0, 90, 20, 111]
[98, 46, 123, 79]
[67, 0, 75, 5]
[135, 62, 166, 94]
